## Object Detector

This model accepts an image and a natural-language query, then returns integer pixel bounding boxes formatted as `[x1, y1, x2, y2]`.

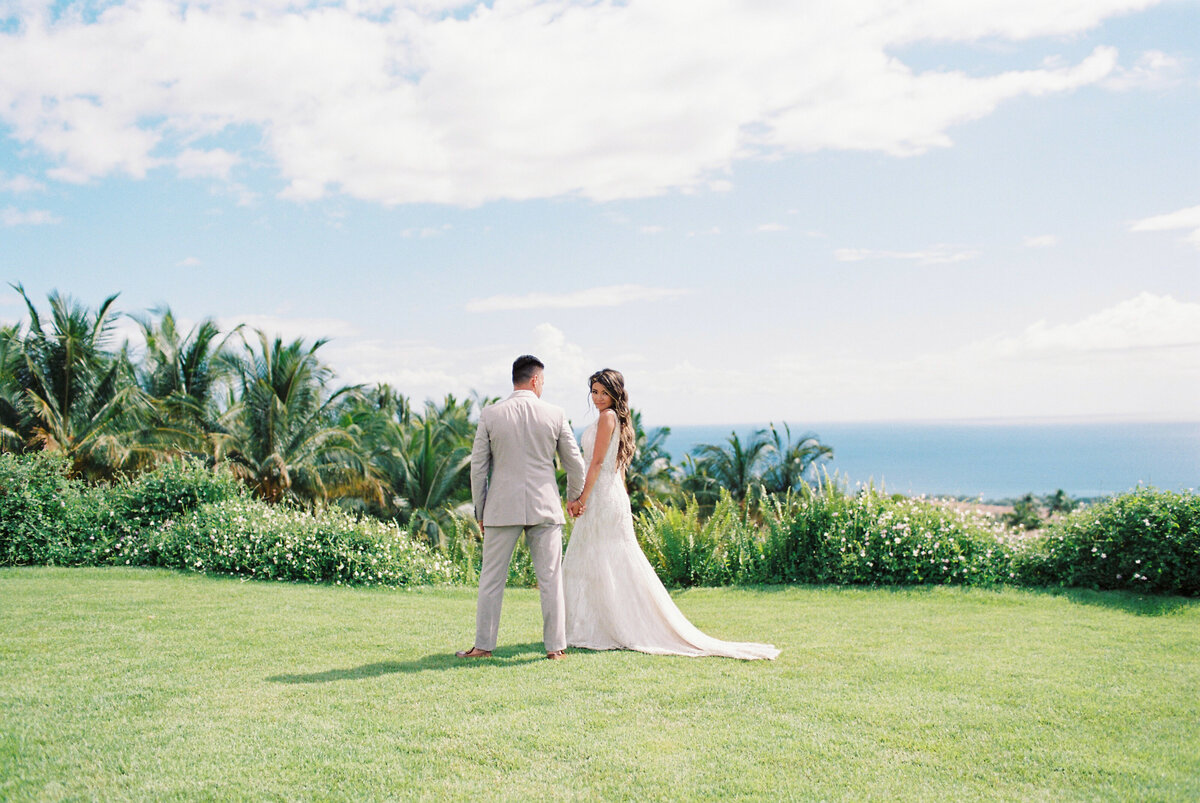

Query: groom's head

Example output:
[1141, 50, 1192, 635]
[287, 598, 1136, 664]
[512, 354, 545, 396]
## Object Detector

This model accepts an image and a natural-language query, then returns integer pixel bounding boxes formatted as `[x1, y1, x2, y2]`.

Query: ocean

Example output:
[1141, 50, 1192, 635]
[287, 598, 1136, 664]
[654, 420, 1200, 501]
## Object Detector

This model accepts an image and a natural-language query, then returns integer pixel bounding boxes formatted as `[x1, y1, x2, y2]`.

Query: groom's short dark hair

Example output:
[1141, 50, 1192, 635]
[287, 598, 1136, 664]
[512, 355, 544, 385]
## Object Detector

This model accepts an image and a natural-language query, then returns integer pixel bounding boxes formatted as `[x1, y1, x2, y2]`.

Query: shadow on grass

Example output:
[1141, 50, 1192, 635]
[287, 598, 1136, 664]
[266, 642, 549, 683]
[1032, 587, 1197, 616]
[693, 582, 1197, 616]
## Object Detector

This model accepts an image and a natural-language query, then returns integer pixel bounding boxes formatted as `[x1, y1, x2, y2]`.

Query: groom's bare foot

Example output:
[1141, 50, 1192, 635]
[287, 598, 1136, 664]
[546, 650, 567, 660]
[455, 647, 492, 658]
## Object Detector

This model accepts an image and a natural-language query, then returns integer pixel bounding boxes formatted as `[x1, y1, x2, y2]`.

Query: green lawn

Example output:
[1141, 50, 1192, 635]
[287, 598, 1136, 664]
[1, 568, 1198, 801]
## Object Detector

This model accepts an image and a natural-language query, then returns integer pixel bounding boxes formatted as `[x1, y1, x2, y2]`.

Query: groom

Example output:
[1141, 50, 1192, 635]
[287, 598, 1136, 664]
[456, 355, 586, 661]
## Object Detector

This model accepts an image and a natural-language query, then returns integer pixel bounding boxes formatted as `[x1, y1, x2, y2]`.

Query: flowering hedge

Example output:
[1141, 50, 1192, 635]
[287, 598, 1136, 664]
[148, 498, 462, 586]
[0, 452, 462, 587]
[2, 452, 1196, 595]
[1016, 487, 1200, 595]
[633, 485, 1198, 595]
[765, 489, 1019, 586]
[636, 487, 1019, 588]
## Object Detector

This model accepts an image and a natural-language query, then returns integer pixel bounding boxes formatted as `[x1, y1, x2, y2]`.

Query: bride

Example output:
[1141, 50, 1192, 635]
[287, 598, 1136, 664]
[563, 369, 780, 660]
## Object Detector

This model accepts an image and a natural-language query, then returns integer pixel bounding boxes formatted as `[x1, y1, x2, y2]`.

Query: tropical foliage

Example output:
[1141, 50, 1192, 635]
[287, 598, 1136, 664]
[682, 424, 833, 509]
[0, 290, 842, 524]
[218, 330, 370, 504]
[10, 287, 1191, 600]
[625, 409, 676, 514]
[1, 286, 149, 479]
[4, 450, 1196, 596]
[354, 391, 483, 547]
[130, 307, 235, 461]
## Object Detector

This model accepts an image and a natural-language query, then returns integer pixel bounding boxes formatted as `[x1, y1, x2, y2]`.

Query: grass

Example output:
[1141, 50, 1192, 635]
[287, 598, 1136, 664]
[1, 568, 1198, 801]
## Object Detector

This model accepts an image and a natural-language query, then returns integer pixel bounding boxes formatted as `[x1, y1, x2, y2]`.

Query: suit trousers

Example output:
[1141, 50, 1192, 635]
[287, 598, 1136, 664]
[474, 523, 566, 653]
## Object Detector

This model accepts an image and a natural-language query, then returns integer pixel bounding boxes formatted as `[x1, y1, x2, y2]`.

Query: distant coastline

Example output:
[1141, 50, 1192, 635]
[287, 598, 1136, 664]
[652, 419, 1200, 501]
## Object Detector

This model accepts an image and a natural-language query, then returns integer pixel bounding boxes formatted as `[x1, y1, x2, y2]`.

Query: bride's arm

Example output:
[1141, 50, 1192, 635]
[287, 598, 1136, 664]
[578, 410, 616, 508]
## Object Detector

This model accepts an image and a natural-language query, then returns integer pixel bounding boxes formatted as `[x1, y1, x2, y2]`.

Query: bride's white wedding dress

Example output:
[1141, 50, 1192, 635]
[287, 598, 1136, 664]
[563, 421, 780, 660]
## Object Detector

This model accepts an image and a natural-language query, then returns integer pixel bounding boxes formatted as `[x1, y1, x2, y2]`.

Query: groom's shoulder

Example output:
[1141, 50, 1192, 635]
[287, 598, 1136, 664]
[534, 396, 567, 419]
[484, 391, 566, 422]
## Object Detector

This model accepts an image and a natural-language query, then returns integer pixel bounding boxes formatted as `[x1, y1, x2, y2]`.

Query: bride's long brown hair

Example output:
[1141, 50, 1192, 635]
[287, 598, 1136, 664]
[589, 368, 635, 472]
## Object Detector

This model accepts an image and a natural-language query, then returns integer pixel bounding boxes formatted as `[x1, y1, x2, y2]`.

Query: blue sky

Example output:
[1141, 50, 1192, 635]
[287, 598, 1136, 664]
[1, 0, 1197, 427]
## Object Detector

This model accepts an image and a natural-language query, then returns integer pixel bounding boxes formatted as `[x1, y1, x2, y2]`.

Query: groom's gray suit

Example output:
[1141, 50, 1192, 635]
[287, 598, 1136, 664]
[470, 389, 586, 653]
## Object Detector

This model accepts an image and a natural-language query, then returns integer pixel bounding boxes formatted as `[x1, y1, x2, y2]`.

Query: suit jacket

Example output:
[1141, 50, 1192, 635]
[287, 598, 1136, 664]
[471, 390, 586, 526]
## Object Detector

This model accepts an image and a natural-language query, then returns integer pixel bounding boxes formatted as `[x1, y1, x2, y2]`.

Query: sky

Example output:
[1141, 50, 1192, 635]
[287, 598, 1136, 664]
[1, 0, 1197, 428]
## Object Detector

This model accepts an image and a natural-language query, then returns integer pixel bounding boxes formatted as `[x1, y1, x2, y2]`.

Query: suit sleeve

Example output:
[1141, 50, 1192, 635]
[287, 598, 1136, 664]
[557, 415, 586, 502]
[470, 414, 492, 521]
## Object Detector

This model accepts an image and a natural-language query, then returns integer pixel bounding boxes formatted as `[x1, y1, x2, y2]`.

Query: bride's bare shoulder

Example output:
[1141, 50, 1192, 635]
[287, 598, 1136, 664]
[596, 409, 617, 433]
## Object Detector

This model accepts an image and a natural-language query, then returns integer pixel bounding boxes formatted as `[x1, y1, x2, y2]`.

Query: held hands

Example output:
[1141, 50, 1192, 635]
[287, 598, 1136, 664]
[567, 497, 586, 518]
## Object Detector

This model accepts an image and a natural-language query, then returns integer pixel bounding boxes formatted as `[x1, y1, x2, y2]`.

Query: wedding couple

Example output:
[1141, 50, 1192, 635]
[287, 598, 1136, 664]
[455, 355, 779, 662]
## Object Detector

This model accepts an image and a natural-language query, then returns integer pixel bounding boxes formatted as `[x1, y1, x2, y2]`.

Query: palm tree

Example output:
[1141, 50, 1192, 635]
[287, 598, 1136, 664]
[219, 329, 369, 504]
[625, 409, 677, 513]
[760, 423, 833, 494]
[0, 324, 26, 453]
[131, 307, 238, 460]
[360, 393, 478, 547]
[688, 429, 774, 502]
[5, 285, 149, 478]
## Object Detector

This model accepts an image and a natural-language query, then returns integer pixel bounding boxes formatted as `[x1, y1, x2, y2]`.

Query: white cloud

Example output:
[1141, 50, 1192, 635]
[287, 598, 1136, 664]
[0, 174, 44, 193]
[400, 224, 451, 238]
[633, 292, 1200, 423]
[320, 336, 504, 396]
[176, 256, 202, 267]
[1130, 204, 1200, 248]
[835, 244, 980, 264]
[175, 148, 240, 180]
[982, 293, 1200, 356]
[531, 322, 591, 403]
[1023, 234, 1058, 248]
[465, 284, 690, 312]
[287, 322, 595, 417]
[218, 313, 361, 343]
[883, 293, 1200, 420]
[640, 225, 665, 235]
[0, 0, 1141, 205]
[229, 183, 259, 207]
[1, 206, 60, 226]
[1102, 50, 1185, 91]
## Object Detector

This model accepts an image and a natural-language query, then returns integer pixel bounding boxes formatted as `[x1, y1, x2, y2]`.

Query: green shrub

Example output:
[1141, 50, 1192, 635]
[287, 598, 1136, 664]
[636, 484, 1017, 588]
[777, 486, 1016, 586]
[0, 452, 88, 565]
[1018, 487, 1200, 595]
[104, 458, 245, 566]
[113, 458, 244, 530]
[5, 448, 1195, 597]
[151, 497, 463, 587]
[1003, 493, 1043, 530]
[636, 492, 757, 587]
